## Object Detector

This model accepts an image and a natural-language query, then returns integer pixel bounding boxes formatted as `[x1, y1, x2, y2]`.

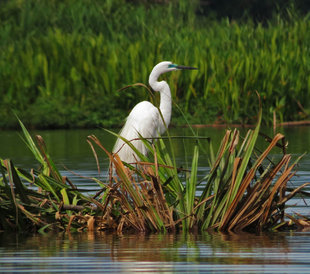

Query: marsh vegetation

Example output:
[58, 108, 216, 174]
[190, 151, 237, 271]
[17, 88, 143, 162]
[1, 0, 310, 128]
[1, 115, 309, 233]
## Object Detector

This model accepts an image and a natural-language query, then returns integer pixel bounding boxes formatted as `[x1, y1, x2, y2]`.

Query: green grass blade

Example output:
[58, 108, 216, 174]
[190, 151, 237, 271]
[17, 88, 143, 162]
[3, 159, 30, 204]
[224, 107, 262, 211]
[16, 116, 46, 168]
[184, 143, 199, 229]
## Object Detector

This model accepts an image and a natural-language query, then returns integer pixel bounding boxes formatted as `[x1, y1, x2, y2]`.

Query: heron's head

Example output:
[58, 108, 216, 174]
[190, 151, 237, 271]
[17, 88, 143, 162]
[153, 61, 197, 75]
[149, 61, 197, 91]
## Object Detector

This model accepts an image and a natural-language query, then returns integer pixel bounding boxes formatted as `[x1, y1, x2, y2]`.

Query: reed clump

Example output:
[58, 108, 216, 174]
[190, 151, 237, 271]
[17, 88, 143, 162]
[1, 115, 309, 234]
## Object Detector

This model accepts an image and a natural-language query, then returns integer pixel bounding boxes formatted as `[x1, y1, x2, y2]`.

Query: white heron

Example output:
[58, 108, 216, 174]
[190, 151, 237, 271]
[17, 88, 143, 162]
[113, 61, 197, 164]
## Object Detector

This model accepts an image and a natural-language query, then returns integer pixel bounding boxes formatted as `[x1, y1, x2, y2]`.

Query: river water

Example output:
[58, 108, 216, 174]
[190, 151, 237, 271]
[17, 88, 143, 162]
[1, 231, 310, 273]
[0, 126, 310, 273]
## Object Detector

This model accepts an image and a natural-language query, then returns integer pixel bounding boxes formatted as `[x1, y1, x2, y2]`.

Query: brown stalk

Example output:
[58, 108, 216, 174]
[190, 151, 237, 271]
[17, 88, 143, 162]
[3, 160, 19, 225]
[63, 176, 77, 190]
[261, 165, 296, 224]
[87, 135, 114, 162]
[150, 146, 174, 228]
[221, 133, 285, 230]
[87, 138, 101, 176]
[235, 206, 264, 232]
[285, 214, 310, 230]
[113, 156, 147, 231]
[36, 135, 62, 181]
[278, 183, 310, 206]
[149, 174, 174, 230]
[136, 181, 159, 230]
[17, 204, 47, 226]
[224, 157, 241, 210]
[142, 171, 172, 230]
[153, 144, 159, 178]
[87, 216, 95, 231]
[111, 143, 175, 231]
[136, 161, 191, 172]
[117, 217, 125, 233]
[193, 195, 215, 212]
[229, 129, 239, 153]
[210, 130, 232, 173]
[66, 215, 76, 232]
[229, 155, 290, 230]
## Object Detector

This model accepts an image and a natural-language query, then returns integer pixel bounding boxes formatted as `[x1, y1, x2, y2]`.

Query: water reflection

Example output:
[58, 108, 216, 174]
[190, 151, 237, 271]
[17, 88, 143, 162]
[1, 231, 310, 273]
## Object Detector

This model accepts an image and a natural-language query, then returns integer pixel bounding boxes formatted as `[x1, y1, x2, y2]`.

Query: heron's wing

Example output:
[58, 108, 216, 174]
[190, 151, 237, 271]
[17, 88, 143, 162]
[112, 101, 159, 163]
[128, 101, 160, 138]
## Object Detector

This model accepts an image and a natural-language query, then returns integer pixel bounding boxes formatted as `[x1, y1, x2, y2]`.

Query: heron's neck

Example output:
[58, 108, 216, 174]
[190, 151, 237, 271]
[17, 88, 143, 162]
[159, 81, 172, 129]
[149, 75, 172, 133]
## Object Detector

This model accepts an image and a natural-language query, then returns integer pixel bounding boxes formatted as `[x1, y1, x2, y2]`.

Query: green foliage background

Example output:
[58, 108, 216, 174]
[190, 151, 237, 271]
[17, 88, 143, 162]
[1, 0, 310, 128]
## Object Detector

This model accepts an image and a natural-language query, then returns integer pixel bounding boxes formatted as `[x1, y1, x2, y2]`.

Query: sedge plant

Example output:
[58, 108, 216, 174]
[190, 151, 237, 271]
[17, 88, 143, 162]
[0, 113, 309, 233]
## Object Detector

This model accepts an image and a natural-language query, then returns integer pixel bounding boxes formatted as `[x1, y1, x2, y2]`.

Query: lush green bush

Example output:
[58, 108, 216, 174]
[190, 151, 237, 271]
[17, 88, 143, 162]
[1, 0, 310, 128]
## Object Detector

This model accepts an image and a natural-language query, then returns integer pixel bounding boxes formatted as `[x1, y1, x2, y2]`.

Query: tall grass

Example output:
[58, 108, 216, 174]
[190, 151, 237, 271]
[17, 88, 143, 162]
[1, 0, 310, 128]
[103, 107, 308, 233]
[1, 115, 309, 233]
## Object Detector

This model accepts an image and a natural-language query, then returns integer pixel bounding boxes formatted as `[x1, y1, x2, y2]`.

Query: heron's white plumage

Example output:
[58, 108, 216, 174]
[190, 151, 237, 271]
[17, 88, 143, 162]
[113, 101, 160, 163]
[113, 61, 196, 164]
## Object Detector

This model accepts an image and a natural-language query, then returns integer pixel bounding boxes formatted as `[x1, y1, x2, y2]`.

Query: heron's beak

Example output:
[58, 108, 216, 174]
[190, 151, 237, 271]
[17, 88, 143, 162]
[176, 65, 198, 70]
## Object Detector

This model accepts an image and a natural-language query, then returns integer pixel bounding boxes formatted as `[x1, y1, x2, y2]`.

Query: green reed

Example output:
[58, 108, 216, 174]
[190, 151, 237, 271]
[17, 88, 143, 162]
[1, 0, 309, 128]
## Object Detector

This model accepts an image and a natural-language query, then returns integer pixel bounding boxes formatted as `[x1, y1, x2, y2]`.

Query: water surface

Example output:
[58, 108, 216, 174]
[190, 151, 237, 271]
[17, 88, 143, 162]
[1, 231, 310, 273]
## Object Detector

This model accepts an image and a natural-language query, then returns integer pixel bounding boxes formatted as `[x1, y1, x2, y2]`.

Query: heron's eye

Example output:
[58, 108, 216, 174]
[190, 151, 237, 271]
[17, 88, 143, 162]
[168, 64, 178, 68]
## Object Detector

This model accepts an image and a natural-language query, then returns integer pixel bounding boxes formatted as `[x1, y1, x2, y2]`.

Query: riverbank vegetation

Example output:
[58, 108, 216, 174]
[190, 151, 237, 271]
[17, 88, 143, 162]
[1, 115, 309, 233]
[1, 0, 310, 129]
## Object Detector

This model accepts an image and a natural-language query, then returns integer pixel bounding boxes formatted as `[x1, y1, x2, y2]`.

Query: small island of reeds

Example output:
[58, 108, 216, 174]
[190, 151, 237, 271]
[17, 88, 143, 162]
[1, 113, 309, 234]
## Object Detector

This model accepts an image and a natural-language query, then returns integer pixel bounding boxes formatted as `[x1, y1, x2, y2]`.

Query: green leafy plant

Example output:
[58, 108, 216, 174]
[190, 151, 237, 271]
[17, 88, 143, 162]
[1, 1, 310, 128]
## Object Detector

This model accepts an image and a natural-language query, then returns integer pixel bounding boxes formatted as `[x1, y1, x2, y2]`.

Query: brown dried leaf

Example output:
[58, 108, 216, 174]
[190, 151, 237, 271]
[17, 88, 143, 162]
[87, 216, 95, 231]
